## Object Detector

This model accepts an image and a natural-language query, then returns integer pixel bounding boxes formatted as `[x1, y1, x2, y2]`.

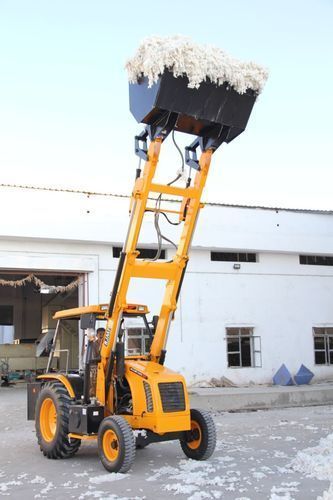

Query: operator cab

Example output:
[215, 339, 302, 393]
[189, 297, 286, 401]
[38, 304, 154, 365]
[35, 303, 156, 404]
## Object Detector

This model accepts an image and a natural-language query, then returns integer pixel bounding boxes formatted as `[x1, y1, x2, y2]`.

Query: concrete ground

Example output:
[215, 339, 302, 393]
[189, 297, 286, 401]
[0, 385, 333, 500]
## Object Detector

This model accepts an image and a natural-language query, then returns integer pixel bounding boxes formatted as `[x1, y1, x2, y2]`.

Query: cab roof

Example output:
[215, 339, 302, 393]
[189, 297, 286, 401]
[53, 303, 149, 320]
[53, 304, 108, 321]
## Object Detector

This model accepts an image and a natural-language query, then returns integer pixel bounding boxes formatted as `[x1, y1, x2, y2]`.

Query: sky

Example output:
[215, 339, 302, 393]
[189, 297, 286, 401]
[0, 0, 332, 210]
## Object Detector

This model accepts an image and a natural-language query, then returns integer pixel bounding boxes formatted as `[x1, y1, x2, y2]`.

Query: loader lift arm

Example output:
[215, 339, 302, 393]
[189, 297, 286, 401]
[97, 136, 214, 406]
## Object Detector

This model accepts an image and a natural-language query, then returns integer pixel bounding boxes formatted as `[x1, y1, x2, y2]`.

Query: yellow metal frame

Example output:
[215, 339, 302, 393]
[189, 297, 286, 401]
[54, 304, 109, 321]
[53, 303, 148, 322]
[68, 433, 97, 441]
[96, 139, 213, 408]
[46, 138, 214, 437]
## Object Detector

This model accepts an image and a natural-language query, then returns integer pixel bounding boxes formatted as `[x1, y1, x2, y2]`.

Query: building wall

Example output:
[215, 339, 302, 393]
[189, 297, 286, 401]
[169, 251, 333, 385]
[0, 196, 333, 385]
[96, 246, 333, 386]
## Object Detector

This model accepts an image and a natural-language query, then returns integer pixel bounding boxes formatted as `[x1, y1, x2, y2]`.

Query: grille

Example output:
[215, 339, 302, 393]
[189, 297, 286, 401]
[158, 382, 185, 413]
[143, 381, 154, 412]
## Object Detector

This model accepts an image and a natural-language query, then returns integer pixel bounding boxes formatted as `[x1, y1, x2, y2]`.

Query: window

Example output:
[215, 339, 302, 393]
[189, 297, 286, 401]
[313, 327, 333, 365]
[211, 252, 257, 263]
[226, 327, 261, 368]
[112, 247, 166, 260]
[125, 327, 151, 355]
[0, 306, 14, 325]
[122, 317, 152, 356]
[300, 255, 333, 266]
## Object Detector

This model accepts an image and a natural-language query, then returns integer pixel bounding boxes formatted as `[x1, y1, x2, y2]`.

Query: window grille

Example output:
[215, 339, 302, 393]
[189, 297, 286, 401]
[225, 327, 261, 368]
[125, 327, 151, 356]
[211, 252, 257, 263]
[300, 255, 333, 266]
[313, 327, 333, 365]
[113, 247, 166, 259]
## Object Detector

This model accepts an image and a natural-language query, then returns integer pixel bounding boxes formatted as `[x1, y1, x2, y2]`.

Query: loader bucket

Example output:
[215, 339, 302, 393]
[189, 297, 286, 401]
[129, 70, 257, 143]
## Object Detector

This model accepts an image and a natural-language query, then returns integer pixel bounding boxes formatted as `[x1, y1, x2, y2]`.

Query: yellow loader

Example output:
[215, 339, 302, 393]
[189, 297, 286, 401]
[28, 55, 261, 473]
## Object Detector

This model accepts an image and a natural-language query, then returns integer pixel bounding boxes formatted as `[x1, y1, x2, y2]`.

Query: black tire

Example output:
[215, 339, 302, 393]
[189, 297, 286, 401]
[180, 408, 216, 460]
[98, 416, 135, 473]
[35, 382, 81, 459]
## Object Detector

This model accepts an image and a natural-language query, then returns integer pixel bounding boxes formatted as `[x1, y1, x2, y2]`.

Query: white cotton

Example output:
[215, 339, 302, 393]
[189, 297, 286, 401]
[125, 35, 268, 95]
[291, 433, 333, 481]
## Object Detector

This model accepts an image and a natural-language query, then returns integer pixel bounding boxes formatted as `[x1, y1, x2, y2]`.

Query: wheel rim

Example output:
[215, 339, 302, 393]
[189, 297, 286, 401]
[40, 398, 57, 442]
[187, 420, 202, 450]
[103, 429, 120, 461]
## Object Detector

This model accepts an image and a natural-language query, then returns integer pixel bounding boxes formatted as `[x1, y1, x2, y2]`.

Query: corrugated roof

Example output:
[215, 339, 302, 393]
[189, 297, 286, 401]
[1, 182, 332, 215]
[205, 201, 333, 215]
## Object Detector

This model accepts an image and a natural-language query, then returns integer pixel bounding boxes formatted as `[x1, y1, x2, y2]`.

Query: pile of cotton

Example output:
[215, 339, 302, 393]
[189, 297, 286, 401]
[126, 35, 268, 95]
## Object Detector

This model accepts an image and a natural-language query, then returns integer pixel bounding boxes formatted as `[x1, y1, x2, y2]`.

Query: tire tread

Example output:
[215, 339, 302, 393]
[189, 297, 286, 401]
[36, 381, 81, 459]
[180, 408, 216, 461]
[98, 415, 135, 473]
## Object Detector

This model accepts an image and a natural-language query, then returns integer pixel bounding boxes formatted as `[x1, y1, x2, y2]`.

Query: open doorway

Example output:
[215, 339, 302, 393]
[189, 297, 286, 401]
[0, 271, 83, 377]
[0, 272, 80, 343]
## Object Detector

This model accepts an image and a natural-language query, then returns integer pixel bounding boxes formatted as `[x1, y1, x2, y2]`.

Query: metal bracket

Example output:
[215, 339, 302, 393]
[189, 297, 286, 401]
[134, 130, 148, 161]
[185, 139, 201, 171]
[146, 112, 178, 142]
[199, 125, 231, 152]
[185, 128, 231, 167]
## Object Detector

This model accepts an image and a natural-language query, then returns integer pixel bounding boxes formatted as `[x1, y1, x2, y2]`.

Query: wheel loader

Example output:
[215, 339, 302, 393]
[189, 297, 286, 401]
[27, 62, 261, 473]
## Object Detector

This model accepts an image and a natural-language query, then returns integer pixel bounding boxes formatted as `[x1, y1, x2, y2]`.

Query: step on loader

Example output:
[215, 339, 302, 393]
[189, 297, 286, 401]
[28, 66, 260, 473]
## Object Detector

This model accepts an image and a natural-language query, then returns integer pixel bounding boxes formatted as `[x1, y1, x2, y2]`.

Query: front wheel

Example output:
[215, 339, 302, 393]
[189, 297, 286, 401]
[180, 408, 216, 460]
[98, 416, 135, 473]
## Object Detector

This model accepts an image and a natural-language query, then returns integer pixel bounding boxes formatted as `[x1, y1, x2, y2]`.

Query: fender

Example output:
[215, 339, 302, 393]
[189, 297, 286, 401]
[37, 374, 75, 398]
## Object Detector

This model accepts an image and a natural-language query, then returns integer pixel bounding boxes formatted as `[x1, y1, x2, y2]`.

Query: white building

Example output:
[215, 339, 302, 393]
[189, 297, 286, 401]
[1, 185, 333, 386]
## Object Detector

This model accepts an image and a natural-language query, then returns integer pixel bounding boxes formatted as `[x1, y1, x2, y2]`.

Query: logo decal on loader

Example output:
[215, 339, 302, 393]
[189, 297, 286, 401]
[130, 367, 148, 379]
[104, 327, 111, 347]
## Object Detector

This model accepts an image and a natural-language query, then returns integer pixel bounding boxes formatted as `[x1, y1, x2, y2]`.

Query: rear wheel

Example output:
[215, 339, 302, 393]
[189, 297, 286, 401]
[180, 408, 216, 460]
[98, 416, 135, 473]
[35, 382, 81, 459]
